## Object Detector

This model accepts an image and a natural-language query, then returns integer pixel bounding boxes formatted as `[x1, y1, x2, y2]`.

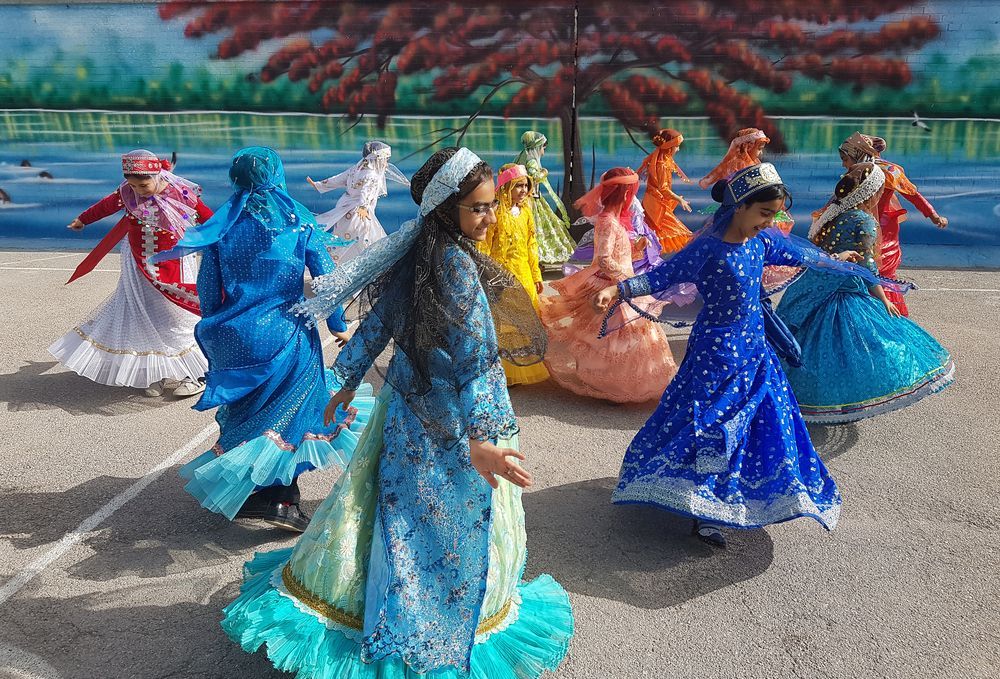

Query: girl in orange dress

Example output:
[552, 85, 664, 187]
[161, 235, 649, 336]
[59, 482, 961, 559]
[539, 167, 677, 403]
[637, 128, 694, 253]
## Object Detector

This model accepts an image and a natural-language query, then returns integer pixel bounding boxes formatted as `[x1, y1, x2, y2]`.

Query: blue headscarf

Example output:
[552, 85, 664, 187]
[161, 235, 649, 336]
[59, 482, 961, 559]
[153, 146, 319, 262]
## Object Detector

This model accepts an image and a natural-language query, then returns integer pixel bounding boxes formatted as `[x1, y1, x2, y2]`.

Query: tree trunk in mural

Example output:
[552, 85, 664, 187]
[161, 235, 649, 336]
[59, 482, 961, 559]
[160, 0, 941, 206]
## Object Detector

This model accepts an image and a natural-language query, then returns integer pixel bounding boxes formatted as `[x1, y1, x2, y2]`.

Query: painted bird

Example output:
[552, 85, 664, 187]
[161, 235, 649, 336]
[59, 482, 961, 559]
[911, 111, 931, 132]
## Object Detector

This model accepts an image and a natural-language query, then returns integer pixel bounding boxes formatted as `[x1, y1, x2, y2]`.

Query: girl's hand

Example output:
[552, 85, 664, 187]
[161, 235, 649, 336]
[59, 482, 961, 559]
[679, 198, 692, 212]
[931, 214, 948, 228]
[633, 236, 649, 252]
[835, 250, 863, 263]
[67, 218, 85, 231]
[535, 281, 544, 295]
[324, 389, 356, 426]
[592, 285, 619, 313]
[883, 299, 902, 317]
[331, 330, 351, 347]
[306, 176, 319, 190]
[470, 439, 533, 489]
[357, 206, 371, 221]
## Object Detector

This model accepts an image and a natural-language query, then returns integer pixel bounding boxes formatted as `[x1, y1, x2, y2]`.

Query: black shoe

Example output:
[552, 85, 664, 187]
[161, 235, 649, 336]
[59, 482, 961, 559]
[261, 502, 311, 533]
[234, 492, 273, 520]
[692, 519, 727, 549]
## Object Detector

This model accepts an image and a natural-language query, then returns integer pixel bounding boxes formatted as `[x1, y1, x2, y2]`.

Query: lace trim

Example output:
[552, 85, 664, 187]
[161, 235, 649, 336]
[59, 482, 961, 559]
[277, 563, 518, 639]
[210, 408, 359, 457]
[73, 327, 199, 358]
[809, 164, 886, 239]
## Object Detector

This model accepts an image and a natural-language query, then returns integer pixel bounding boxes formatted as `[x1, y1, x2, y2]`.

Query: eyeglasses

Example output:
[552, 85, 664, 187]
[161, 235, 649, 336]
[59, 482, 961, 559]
[457, 200, 500, 217]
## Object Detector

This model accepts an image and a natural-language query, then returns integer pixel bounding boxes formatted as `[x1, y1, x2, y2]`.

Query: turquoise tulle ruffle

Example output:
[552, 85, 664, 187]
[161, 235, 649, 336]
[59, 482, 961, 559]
[180, 380, 375, 519]
[221, 548, 574, 679]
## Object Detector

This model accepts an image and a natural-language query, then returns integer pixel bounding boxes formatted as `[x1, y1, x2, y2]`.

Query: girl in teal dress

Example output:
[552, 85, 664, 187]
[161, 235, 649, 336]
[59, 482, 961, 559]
[776, 162, 954, 423]
[220, 148, 572, 677]
[515, 131, 576, 264]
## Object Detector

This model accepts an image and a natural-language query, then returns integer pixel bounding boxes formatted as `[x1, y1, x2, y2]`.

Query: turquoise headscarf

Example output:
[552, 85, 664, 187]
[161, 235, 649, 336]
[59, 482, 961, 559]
[153, 146, 318, 262]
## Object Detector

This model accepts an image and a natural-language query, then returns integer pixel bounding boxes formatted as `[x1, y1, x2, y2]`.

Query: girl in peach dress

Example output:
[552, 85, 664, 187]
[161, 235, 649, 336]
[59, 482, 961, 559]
[539, 167, 677, 403]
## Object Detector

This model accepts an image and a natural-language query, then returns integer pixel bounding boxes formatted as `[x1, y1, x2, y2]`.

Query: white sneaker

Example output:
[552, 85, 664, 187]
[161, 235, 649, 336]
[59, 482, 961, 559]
[172, 377, 206, 398]
[143, 379, 166, 397]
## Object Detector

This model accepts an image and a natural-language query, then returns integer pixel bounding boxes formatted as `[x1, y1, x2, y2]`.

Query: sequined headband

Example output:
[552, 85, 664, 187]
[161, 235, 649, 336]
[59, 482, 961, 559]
[122, 154, 163, 175]
[723, 162, 784, 205]
[418, 147, 483, 218]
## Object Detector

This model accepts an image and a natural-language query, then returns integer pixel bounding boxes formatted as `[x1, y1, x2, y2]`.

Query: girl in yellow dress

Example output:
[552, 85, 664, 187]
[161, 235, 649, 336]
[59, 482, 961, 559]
[479, 163, 550, 385]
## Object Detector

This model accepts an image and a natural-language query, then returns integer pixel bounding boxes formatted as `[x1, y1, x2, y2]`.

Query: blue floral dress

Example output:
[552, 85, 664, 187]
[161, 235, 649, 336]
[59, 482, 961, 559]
[612, 231, 841, 529]
[220, 243, 573, 678]
[775, 209, 954, 423]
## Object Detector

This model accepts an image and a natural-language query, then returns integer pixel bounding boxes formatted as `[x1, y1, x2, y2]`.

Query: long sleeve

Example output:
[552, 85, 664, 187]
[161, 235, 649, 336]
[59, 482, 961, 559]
[303, 228, 347, 333]
[331, 301, 392, 391]
[899, 188, 936, 219]
[313, 169, 351, 194]
[443, 249, 517, 442]
[594, 215, 626, 281]
[525, 208, 542, 284]
[195, 245, 223, 317]
[194, 198, 214, 224]
[621, 240, 708, 298]
[78, 191, 124, 225]
[759, 230, 806, 268]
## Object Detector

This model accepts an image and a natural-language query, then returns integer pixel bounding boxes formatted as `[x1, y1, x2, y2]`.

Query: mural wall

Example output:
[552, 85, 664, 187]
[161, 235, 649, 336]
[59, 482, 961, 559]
[1, 0, 997, 267]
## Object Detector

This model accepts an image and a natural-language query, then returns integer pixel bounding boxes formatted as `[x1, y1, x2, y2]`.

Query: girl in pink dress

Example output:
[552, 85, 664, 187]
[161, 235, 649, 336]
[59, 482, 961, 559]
[539, 168, 677, 402]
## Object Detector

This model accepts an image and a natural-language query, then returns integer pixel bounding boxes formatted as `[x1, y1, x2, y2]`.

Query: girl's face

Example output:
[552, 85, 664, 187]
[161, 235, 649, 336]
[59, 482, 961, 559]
[730, 197, 785, 241]
[539, 143, 546, 158]
[125, 175, 161, 197]
[840, 152, 854, 170]
[456, 180, 498, 241]
[510, 178, 530, 206]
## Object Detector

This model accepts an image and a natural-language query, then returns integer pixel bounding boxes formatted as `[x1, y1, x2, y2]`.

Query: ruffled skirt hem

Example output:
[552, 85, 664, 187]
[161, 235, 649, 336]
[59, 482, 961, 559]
[48, 329, 207, 388]
[221, 549, 574, 679]
[179, 385, 376, 519]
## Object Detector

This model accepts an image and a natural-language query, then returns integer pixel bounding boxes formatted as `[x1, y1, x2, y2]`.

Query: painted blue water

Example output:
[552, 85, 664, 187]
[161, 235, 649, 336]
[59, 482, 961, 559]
[1, 113, 997, 268]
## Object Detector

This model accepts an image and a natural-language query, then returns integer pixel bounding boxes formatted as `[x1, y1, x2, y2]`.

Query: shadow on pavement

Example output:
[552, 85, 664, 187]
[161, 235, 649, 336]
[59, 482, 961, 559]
[0, 361, 171, 416]
[0, 583, 278, 679]
[523, 477, 775, 609]
[807, 422, 860, 463]
[510, 380, 657, 431]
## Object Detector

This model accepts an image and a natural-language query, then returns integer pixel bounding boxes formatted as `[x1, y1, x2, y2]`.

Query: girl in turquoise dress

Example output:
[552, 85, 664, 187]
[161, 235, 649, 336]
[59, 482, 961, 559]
[776, 162, 954, 423]
[220, 147, 573, 677]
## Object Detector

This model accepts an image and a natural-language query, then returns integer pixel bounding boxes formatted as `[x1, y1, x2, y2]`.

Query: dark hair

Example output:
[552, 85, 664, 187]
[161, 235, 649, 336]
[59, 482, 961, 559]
[123, 173, 155, 181]
[712, 179, 793, 211]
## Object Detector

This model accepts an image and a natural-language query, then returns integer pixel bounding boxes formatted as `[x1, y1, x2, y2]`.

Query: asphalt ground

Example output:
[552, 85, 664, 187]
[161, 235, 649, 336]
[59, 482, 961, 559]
[0, 250, 997, 679]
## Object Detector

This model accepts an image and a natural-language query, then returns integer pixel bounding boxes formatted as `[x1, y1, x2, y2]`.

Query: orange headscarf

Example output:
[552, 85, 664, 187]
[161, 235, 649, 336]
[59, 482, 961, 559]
[699, 128, 769, 189]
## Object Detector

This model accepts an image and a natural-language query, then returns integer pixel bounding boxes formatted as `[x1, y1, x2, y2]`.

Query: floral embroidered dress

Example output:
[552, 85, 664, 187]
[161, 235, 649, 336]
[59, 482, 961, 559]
[220, 243, 573, 677]
[515, 131, 576, 264]
[612, 230, 842, 529]
[776, 209, 954, 423]
[540, 210, 677, 403]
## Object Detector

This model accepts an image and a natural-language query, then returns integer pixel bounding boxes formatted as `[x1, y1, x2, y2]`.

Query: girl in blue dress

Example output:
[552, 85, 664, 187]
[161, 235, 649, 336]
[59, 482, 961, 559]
[153, 147, 375, 531]
[776, 162, 954, 423]
[219, 148, 573, 678]
[593, 163, 911, 548]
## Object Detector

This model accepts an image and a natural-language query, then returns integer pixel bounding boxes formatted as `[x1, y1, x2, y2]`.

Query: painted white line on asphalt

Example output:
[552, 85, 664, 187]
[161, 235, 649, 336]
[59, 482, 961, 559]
[0, 422, 218, 607]
[0, 333, 341, 606]
[0, 253, 79, 266]
[0, 267, 116, 272]
[920, 287, 1000, 292]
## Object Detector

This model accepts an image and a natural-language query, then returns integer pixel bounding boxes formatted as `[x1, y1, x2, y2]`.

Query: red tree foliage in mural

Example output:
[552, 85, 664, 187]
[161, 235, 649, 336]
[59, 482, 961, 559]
[159, 0, 940, 204]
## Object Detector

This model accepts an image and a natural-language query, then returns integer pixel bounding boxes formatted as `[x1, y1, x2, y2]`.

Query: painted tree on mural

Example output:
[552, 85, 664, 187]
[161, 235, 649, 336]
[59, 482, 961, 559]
[159, 0, 940, 205]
